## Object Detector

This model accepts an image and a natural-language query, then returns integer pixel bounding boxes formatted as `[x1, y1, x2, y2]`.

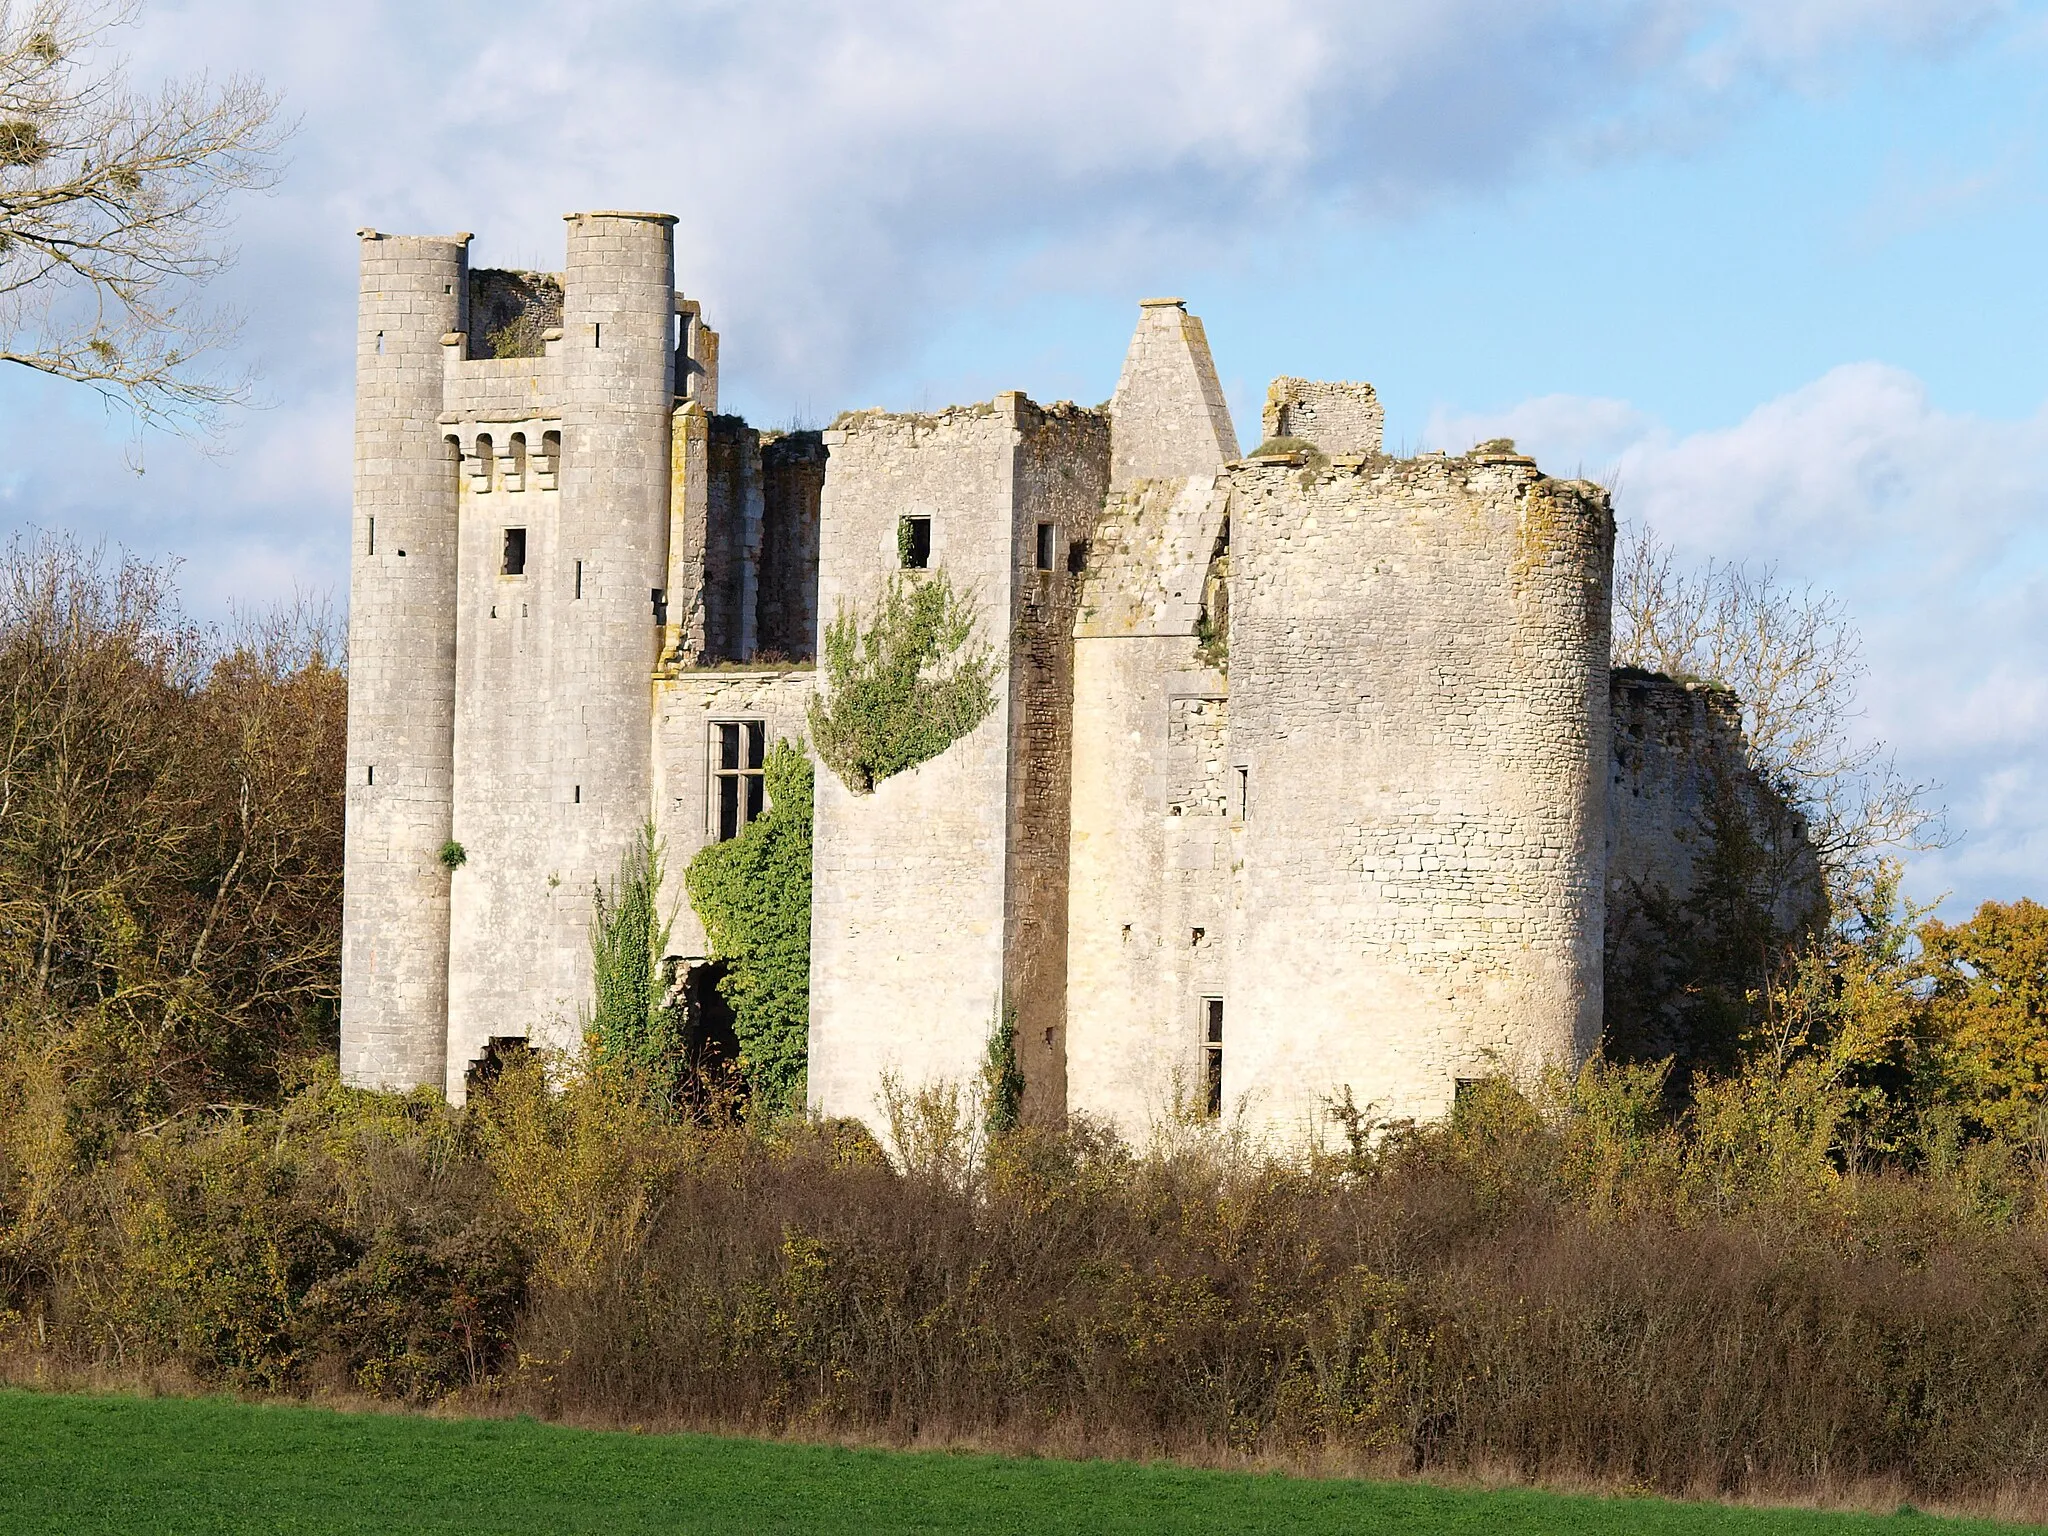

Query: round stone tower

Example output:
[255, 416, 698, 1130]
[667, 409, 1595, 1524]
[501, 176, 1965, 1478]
[542, 212, 678, 1022]
[1221, 441, 1614, 1136]
[341, 231, 469, 1090]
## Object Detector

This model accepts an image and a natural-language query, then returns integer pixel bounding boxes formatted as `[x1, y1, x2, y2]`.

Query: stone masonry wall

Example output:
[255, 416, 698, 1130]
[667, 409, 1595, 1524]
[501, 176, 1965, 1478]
[443, 213, 676, 1094]
[702, 414, 763, 663]
[341, 231, 468, 1092]
[1002, 401, 1111, 1121]
[757, 431, 827, 662]
[1223, 445, 1613, 1139]
[651, 668, 818, 961]
[1065, 474, 1234, 1138]
[1261, 378, 1384, 457]
[1107, 300, 1240, 490]
[807, 402, 1029, 1130]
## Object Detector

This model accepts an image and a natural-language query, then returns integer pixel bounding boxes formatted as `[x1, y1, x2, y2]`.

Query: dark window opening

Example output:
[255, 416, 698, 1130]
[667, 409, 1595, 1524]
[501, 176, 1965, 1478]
[367, 765, 374, 786]
[1035, 521, 1055, 571]
[573, 784, 581, 804]
[466, 1036, 538, 1097]
[502, 527, 526, 576]
[652, 587, 668, 624]
[593, 321, 602, 348]
[1203, 998, 1224, 1118]
[900, 515, 931, 570]
[1235, 766, 1249, 819]
[1067, 538, 1089, 574]
[574, 559, 584, 599]
[678, 958, 741, 1111]
[367, 516, 376, 555]
[712, 721, 767, 840]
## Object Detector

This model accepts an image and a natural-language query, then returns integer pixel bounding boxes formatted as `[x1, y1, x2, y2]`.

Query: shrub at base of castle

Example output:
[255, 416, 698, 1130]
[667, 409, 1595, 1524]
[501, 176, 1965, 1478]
[807, 570, 995, 794]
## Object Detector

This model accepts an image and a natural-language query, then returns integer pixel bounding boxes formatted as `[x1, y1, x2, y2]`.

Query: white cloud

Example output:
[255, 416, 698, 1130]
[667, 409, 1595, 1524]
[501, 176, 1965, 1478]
[1429, 365, 2048, 913]
[0, 1, 2029, 914]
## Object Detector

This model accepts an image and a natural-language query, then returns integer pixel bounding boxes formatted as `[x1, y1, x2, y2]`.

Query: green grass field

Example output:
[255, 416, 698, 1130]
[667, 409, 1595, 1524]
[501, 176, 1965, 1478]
[0, 1388, 2036, 1535]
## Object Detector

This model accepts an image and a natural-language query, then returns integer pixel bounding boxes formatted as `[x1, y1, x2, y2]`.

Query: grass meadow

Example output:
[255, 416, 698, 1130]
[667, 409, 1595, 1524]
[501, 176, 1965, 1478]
[0, 1389, 2039, 1535]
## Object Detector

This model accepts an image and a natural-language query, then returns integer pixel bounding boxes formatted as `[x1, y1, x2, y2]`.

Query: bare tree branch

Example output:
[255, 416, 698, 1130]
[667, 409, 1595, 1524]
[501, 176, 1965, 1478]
[1613, 519, 1949, 904]
[0, 0, 288, 437]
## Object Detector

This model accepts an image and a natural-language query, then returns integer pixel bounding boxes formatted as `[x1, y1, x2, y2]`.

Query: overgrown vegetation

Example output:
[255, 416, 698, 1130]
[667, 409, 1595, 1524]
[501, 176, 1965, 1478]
[808, 569, 996, 794]
[586, 824, 686, 1113]
[0, 533, 344, 1131]
[684, 743, 813, 1115]
[10, 1058, 2048, 1519]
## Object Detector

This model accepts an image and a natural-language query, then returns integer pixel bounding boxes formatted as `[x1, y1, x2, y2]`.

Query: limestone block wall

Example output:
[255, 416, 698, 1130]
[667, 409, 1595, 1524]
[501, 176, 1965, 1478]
[757, 431, 827, 662]
[808, 398, 1050, 1131]
[1066, 475, 1234, 1138]
[341, 231, 468, 1092]
[1002, 401, 1111, 1119]
[1607, 672, 1748, 908]
[1222, 445, 1613, 1138]
[442, 212, 677, 1093]
[651, 668, 818, 960]
[1107, 300, 1240, 490]
[702, 415, 764, 663]
[1261, 378, 1384, 457]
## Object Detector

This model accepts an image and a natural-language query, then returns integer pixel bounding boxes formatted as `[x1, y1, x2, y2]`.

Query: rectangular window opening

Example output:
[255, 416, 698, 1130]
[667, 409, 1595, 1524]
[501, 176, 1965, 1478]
[652, 587, 668, 624]
[367, 516, 375, 556]
[1235, 766, 1249, 819]
[1035, 521, 1055, 572]
[366, 765, 375, 786]
[899, 516, 931, 570]
[1067, 538, 1088, 574]
[574, 559, 584, 599]
[573, 784, 581, 804]
[501, 527, 527, 576]
[1202, 998, 1224, 1119]
[711, 721, 768, 840]
[593, 321, 602, 349]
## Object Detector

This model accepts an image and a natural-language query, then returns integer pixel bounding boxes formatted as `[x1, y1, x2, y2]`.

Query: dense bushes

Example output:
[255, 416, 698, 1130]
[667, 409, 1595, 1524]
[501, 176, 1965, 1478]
[0, 534, 344, 1132]
[7, 1056, 2048, 1517]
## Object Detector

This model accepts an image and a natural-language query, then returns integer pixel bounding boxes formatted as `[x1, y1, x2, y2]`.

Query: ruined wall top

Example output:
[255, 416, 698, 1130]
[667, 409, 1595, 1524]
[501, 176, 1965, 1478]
[1262, 377, 1384, 457]
[1107, 299, 1240, 490]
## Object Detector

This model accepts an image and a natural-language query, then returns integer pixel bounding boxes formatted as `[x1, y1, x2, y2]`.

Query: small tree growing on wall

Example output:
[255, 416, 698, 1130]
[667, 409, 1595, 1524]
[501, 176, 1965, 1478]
[808, 569, 996, 794]
[586, 823, 686, 1111]
[685, 740, 813, 1115]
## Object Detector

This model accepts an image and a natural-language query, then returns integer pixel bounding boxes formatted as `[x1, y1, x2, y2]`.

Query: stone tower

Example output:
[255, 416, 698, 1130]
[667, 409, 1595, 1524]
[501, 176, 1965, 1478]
[342, 231, 469, 1092]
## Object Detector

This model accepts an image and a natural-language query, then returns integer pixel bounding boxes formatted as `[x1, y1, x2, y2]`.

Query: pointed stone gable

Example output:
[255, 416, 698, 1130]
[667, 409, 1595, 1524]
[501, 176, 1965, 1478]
[1107, 298, 1241, 489]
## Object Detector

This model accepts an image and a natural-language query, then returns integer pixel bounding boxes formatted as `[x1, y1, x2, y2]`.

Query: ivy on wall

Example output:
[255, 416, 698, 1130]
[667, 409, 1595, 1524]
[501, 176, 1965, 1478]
[808, 570, 996, 795]
[685, 740, 813, 1114]
[587, 823, 688, 1110]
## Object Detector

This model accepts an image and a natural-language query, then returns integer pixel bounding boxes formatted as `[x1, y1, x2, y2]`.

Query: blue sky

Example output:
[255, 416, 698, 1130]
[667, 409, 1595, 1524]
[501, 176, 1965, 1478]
[2, 0, 2043, 914]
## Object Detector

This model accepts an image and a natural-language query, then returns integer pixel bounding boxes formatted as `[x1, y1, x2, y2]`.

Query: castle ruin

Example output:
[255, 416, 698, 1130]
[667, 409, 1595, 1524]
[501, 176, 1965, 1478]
[343, 211, 1767, 1143]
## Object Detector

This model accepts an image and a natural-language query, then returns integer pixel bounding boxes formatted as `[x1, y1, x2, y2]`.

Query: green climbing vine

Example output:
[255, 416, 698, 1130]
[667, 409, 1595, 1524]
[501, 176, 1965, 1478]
[586, 822, 687, 1110]
[685, 740, 813, 1114]
[808, 569, 997, 794]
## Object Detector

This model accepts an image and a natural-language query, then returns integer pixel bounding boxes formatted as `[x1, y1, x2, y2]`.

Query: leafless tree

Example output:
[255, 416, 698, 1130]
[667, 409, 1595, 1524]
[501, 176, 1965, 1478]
[1613, 519, 1947, 898]
[0, 0, 287, 436]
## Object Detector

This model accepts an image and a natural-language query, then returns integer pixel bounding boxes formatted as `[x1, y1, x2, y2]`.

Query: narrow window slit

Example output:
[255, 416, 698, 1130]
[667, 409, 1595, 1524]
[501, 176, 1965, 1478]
[1203, 998, 1224, 1118]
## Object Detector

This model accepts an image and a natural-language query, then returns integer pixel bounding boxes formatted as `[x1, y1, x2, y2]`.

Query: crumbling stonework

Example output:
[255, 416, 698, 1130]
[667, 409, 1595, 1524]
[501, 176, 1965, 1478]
[342, 211, 1784, 1144]
[1261, 377, 1384, 456]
